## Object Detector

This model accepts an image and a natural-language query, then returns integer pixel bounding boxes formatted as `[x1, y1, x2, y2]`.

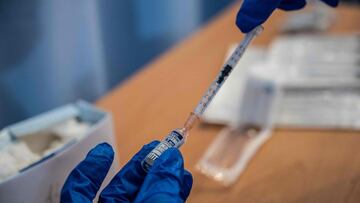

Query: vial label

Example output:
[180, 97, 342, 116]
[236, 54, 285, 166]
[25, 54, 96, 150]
[142, 130, 184, 171]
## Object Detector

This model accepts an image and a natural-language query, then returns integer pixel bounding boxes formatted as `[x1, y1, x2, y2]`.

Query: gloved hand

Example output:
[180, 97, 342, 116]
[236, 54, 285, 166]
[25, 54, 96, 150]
[61, 141, 193, 203]
[236, 0, 339, 33]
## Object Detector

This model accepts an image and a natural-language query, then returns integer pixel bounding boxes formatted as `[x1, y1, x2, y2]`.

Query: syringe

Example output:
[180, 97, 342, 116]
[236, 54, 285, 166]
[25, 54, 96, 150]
[141, 25, 264, 172]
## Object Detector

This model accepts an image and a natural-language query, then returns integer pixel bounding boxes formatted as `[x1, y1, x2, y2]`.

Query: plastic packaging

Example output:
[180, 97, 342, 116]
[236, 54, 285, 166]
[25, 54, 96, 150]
[268, 34, 360, 129]
[281, 1, 335, 33]
[197, 72, 279, 186]
[203, 34, 360, 130]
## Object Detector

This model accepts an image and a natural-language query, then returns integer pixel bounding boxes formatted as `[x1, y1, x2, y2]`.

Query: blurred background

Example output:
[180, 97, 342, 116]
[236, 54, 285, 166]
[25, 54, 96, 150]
[0, 0, 359, 129]
[0, 0, 235, 128]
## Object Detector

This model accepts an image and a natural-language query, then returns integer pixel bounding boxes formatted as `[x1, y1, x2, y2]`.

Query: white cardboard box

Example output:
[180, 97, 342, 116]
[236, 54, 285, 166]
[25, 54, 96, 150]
[0, 101, 118, 202]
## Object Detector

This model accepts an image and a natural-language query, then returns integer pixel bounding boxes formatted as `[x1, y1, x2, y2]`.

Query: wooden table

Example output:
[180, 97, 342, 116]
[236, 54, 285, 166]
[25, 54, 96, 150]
[97, 3, 360, 203]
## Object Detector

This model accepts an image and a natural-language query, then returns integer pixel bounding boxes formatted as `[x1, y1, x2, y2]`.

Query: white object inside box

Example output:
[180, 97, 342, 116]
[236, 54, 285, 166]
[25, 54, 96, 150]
[0, 119, 90, 181]
[0, 102, 103, 182]
[0, 142, 40, 181]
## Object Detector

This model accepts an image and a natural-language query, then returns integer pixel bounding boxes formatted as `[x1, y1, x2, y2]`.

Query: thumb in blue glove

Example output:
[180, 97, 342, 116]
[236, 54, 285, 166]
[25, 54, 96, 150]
[133, 148, 193, 203]
[236, 0, 339, 33]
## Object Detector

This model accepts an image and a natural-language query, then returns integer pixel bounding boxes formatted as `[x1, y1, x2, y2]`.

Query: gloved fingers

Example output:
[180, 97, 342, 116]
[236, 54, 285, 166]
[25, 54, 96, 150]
[99, 140, 160, 203]
[278, 0, 306, 11]
[236, 0, 282, 33]
[134, 148, 192, 203]
[236, 0, 339, 33]
[60, 143, 114, 203]
[180, 169, 193, 201]
[321, 0, 339, 7]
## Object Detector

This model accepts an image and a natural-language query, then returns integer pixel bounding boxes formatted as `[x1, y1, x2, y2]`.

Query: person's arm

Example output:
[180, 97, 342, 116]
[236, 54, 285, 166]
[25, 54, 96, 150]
[236, 0, 339, 33]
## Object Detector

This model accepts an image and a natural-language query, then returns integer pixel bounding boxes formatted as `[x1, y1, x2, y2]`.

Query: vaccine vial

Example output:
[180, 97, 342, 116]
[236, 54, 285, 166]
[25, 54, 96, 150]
[141, 128, 187, 172]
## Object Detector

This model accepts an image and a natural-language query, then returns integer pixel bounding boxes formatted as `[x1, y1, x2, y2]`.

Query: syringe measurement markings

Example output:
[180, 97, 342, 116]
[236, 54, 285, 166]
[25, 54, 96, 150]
[141, 26, 263, 172]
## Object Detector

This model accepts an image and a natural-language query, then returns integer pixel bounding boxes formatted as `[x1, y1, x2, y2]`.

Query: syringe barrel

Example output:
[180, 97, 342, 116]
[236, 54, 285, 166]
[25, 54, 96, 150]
[141, 129, 186, 172]
[193, 25, 263, 116]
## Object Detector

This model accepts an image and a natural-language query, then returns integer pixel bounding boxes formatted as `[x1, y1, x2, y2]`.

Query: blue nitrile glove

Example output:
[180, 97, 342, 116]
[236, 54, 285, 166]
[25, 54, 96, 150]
[236, 0, 339, 33]
[61, 141, 193, 203]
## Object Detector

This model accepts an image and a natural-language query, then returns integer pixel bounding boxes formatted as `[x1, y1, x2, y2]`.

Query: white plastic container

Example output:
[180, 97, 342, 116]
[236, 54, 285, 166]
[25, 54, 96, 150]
[0, 101, 118, 202]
